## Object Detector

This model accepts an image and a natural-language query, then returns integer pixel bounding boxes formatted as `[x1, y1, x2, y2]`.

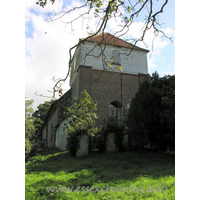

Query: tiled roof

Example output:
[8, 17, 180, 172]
[84, 32, 149, 53]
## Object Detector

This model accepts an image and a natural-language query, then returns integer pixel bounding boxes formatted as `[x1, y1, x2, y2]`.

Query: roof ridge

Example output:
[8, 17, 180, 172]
[84, 32, 149, 53]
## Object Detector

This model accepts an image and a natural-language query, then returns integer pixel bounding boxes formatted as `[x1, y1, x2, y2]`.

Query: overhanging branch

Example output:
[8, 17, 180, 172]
[35, 0, 174, 99]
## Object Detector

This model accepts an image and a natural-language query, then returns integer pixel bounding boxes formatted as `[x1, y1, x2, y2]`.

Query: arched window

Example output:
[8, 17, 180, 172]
[109, 101, 122, 120]
[112, 50, 121, 65]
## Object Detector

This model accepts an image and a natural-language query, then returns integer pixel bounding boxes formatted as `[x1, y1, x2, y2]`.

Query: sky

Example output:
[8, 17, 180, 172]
[25, 0, 175, 110]
[2, 1, 200, 197]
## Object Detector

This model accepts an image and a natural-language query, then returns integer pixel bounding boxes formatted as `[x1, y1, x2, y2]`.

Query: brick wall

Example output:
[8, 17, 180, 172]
[77, 66, 147, 127]
[69, 39, 148, 127]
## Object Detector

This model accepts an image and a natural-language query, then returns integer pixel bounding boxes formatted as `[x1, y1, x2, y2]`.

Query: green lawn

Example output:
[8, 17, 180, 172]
[25, 149, 175, 200]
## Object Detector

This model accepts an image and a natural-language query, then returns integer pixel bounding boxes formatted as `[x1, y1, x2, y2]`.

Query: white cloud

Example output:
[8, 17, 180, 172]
[25, 0, 101, 110]
[25, 1, 174, 109]
[161, 71, 175, 76]
[128, 22, 171, 52]
[125, 23, 174, 74]
[25, 2, 72, 109]
[148, 58, 157, 73]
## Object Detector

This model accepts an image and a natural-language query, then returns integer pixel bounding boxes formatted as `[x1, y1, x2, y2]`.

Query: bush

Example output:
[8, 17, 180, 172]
[94, 117, 125, 153]
[25, 99, 54, 159]
[66, 129, 86, 156]
[25, 139, 32, 159]
[64, 90, 99, 156]
[127, 72, 175, 151]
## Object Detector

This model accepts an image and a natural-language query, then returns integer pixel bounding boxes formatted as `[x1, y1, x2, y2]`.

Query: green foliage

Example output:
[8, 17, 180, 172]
[65, 90, 98, 134]
[36, 0, 124, 19]
[25, 99, 35, 158]
[36, 0, 55, 7]
[64, 90, 98, 156]
[126, 6, 131, 13]
[25, 139, 32, 159]
[67, 129, 88, 156]
[94, 117, 125, 152]
[32, 101, 55, 154]
[25, 99, 55, 159]
[26, 150, 175, 199]
[33, 100, 55, 122]
[25, 99, 35, 137]
[25, 99, 34, 116]
[127, 72, 175, 151]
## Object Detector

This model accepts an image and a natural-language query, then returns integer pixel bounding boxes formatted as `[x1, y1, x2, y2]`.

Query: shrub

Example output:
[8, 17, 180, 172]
[127, 72, 175, 151]
[25, 139, 32, 159]
[64, 90, 99, 156]
[25, 99, 55, 160]
[66, 129, 86, 156]
[94, 117, 125, 153]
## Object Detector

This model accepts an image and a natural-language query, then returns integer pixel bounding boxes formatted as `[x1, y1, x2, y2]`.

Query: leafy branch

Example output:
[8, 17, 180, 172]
[36, 0, 174, 98]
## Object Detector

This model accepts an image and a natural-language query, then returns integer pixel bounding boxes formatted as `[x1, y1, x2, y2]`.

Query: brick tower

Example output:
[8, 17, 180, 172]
[69, 32, 149, 127]
[42, 33, 149, 148]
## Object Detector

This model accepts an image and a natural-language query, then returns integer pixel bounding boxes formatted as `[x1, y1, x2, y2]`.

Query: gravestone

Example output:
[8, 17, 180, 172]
[106, 133, 117, 154]
[123, 134, 129, 150]
[76, 134, 89, 157]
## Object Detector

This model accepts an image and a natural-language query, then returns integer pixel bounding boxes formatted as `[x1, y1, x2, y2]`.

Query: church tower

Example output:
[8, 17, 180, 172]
[69, 32, 149, 127]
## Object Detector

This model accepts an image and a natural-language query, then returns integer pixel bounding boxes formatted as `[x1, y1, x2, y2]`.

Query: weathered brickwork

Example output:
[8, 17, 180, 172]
[42, 33, 149, 147]
[75, 66, 147, 127]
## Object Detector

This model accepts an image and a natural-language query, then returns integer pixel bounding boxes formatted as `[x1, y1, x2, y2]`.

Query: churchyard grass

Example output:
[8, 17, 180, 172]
[25, 149, 175, 199]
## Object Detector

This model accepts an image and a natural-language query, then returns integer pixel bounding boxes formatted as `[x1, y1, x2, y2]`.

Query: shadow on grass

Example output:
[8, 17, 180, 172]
[26, 150, 175, 200]
[26, 149, 174, 181]
[26, 169, 96, 199]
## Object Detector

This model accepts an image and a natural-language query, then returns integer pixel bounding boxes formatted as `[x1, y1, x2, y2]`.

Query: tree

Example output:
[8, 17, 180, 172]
[31, 100, 56, 153]
[64, 90, 98, 155]
[25, 99, 35, 138]
[25, 99, 35, 158]
[25, 99, 55, 159]
[35, 0, 174, 98]
[127, 72, 175, 151]
[32, 100, 55, 122]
